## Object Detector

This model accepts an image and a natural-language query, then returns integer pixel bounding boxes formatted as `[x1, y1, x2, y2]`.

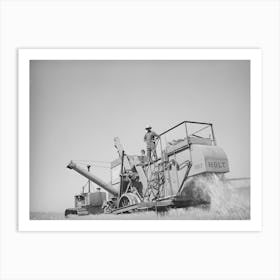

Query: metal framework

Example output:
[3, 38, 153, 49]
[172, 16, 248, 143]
[142, 121, 215, 202]
[67, 120, 222, 215]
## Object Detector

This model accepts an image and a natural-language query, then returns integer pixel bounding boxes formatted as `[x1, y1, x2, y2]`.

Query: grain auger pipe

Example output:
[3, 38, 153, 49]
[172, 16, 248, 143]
[67, 161, 119, 196]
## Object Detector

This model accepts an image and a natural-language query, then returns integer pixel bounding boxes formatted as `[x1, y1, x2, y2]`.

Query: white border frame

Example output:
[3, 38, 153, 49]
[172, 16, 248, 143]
[18, 48, 262, 232]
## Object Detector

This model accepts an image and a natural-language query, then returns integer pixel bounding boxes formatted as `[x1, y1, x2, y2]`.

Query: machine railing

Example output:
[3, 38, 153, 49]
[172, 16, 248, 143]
[158, 120, 213, 138]
[154, 121, 216, 163]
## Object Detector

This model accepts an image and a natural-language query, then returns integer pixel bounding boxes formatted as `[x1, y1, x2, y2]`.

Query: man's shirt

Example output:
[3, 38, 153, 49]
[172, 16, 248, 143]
[144, 131, 158, 148]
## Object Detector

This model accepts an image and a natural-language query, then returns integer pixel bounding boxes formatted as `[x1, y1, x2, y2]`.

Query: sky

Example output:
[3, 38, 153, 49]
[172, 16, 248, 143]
[30, 60, 250, 212]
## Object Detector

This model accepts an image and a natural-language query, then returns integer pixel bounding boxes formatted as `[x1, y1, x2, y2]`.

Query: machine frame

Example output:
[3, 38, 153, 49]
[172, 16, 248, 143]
[67, 121, 229, 215]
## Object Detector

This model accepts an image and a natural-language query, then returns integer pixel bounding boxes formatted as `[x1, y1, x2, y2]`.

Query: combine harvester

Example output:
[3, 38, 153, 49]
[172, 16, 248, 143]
[66, 121, 229, 215]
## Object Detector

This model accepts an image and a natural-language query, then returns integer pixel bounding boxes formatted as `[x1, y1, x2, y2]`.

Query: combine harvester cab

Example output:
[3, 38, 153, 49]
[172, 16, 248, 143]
[67, 121, 229, 214]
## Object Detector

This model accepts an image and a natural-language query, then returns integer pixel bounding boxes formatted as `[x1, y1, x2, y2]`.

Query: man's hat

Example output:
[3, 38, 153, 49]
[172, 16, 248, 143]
[145, 125, 152, 130]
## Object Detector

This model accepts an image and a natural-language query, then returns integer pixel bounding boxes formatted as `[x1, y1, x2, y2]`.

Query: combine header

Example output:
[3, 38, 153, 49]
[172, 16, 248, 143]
[66, 121, 229, 215]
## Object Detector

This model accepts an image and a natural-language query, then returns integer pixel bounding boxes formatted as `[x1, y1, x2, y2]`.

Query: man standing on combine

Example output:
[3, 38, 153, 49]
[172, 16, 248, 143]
[144, 125, 159, 162]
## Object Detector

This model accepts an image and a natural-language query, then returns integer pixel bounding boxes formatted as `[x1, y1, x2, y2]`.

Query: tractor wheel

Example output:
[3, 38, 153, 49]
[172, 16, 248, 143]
[118, 193, 141, 209]
[102, 201, 115, 214]
[103, 205, 113, 214]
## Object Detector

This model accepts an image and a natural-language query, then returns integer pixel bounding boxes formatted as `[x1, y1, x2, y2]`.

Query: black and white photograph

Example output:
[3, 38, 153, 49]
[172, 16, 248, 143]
[28, 57, 250, 221]
[1, 1, 279, 280]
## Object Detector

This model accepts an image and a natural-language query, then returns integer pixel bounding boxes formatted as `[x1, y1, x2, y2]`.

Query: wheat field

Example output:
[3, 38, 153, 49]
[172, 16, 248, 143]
[30, 176, 250, 220]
